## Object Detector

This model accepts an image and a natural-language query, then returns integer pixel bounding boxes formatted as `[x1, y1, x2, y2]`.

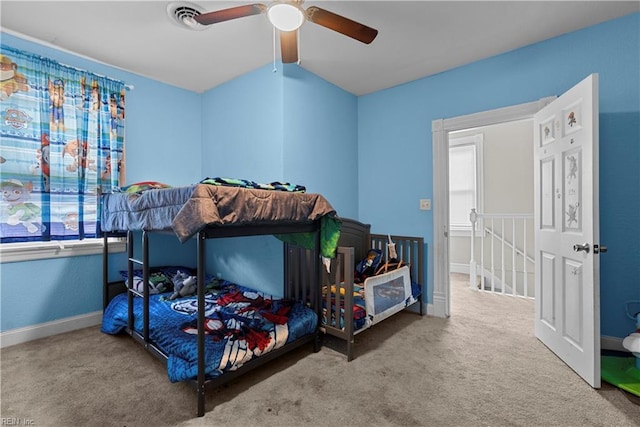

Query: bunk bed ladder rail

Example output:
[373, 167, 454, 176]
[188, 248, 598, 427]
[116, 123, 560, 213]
[370, 234, 425, 315]
[124, 231, 154, 344]
[102, 231, 127, 311]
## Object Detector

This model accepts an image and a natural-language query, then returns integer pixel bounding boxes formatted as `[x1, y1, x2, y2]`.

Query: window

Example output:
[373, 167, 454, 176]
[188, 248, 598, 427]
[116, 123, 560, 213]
[0, 45, 126, 260]
[449, 133, 483, 233]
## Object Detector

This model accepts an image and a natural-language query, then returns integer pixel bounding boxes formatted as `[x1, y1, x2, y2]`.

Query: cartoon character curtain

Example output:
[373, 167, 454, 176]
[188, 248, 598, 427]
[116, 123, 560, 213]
[0, 45, 125, 243]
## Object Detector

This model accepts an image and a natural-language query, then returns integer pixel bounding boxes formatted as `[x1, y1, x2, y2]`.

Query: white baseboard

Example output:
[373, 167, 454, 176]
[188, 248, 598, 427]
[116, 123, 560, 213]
[428, 293, 448, 318]
[0, 311, 102, 349]
[449, 263, 470, 275]
[601, 335, 629, 353]
[427, 303, 436, 316]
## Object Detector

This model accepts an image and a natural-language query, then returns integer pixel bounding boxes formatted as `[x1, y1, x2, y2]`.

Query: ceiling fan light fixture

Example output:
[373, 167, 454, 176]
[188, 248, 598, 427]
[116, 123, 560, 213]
[267, 3, 305, 32]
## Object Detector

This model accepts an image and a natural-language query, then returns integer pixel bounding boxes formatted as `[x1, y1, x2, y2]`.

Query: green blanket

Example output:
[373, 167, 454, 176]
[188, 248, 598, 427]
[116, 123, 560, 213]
[276, 215, 342, 259]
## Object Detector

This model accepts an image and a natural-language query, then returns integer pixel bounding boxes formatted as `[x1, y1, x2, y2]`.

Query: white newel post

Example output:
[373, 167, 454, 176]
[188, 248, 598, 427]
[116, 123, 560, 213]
[469, 208, 477, 290]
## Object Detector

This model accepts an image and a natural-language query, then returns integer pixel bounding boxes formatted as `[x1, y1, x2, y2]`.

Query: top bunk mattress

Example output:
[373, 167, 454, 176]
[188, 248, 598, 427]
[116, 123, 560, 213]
[101, 183, 340, 244]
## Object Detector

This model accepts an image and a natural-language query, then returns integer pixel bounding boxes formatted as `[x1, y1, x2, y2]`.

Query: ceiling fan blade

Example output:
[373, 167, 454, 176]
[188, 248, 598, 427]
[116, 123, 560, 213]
[194, 4, 266, 25]
[280, 31, 298, 63]
[305, 6, 378, 44]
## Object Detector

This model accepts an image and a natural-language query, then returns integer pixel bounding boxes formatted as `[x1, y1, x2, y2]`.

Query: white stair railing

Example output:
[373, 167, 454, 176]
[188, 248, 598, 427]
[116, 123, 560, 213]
[469, 209, 535, 299]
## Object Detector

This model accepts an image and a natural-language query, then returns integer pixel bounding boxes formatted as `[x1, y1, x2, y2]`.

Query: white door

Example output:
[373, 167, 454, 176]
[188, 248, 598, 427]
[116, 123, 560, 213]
[533, 74, 601, 387]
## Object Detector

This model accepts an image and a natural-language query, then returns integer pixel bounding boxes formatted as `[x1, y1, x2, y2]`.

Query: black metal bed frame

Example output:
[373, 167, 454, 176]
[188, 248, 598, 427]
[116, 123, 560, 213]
[102, 222, 323, 417]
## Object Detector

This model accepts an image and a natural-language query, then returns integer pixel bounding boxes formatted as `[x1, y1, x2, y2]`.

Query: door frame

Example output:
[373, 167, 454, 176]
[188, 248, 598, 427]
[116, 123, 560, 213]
[431, 96, 555, 317]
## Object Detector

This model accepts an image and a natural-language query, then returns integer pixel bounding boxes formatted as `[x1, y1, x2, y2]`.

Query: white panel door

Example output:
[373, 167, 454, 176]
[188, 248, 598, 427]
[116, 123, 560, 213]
[533, 74, 601, 388]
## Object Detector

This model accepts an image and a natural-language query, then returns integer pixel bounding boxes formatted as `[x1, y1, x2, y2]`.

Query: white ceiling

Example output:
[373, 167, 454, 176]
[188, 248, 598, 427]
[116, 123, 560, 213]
[1, 1, 638, 96]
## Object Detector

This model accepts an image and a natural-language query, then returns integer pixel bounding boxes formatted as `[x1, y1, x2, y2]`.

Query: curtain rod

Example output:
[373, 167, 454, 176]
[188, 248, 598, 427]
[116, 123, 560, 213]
[2, 38, 133, 90]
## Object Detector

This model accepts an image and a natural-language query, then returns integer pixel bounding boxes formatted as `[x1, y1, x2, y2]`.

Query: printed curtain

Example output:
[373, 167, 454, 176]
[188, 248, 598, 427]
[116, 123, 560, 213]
[0, 45, 125, 243]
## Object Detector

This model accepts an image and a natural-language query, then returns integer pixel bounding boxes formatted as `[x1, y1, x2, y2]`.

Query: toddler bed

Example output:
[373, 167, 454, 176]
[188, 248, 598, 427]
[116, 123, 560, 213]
[320, 218, 425, 360]
[100, 180, 340, 417]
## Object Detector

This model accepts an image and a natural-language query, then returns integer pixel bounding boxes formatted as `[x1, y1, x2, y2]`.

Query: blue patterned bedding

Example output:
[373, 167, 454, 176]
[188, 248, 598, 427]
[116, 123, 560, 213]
[101, 281, 318, 382]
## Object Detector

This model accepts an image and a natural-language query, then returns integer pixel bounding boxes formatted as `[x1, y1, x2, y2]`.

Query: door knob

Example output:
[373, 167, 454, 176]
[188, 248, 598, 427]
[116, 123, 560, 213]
[573, 243, 590, 253]
[594, 244, 607, 254]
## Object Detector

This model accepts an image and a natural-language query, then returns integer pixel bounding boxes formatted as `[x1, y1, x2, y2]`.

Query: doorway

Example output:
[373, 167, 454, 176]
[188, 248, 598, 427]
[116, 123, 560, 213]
[434, 75, 602, 389]
[431, 97, 555, 317]
[448, 119, 535, 299]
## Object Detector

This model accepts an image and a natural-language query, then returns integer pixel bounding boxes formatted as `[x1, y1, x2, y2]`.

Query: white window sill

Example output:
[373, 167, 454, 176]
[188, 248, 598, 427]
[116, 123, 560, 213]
[0, 238, 126, 263]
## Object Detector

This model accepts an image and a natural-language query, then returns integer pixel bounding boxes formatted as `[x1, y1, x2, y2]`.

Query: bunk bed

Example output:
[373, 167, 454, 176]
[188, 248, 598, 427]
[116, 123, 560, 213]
[100, 182, 340, 417]
[320, 218, 425, 361]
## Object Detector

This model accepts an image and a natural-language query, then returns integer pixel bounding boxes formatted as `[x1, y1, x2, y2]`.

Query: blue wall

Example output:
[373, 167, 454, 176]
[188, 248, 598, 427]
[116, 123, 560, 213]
[201, 63, 284, 182]
[358, 13, 640, 338]
[281, 63, 359, 217]
[1, 12, 638, 339]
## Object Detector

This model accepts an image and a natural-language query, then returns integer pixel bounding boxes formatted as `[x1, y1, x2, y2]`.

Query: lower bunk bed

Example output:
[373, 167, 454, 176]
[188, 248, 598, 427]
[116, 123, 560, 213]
[100, 183, 340, 417]
[101, 261, 319, 383]
[321, 218, 425, 361]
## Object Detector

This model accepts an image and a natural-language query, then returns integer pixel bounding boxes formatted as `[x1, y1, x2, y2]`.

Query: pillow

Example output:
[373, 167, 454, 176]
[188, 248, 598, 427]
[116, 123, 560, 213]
[118, 266, 224, 296]
[119, 266, 196, 295]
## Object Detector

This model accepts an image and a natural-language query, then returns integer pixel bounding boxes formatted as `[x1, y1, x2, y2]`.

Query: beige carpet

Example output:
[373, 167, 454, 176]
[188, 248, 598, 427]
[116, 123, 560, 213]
[2, 273, 639, 426]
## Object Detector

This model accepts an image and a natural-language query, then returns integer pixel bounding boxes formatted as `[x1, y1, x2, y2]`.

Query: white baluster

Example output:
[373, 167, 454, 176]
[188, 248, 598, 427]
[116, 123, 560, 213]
[512, 218, 517, 296]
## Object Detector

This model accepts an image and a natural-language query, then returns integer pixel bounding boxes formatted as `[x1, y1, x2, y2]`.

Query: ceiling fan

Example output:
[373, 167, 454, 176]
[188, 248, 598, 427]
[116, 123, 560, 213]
[194, 1, 378, 63]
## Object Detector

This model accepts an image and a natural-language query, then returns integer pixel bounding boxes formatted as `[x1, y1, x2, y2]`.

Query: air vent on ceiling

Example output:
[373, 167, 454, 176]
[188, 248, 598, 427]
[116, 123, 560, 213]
[167, 2, 206, 31]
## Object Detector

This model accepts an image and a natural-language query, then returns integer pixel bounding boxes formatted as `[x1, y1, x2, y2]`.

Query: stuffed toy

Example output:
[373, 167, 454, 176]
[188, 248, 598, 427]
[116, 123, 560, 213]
[169, 270, 197, 300]
[354, 249, 382, 283]
[132, 271, 172, 295]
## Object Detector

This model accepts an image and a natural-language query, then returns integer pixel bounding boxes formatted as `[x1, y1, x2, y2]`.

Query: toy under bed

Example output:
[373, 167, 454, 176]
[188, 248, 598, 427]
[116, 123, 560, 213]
[101, 279, 318, 382]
